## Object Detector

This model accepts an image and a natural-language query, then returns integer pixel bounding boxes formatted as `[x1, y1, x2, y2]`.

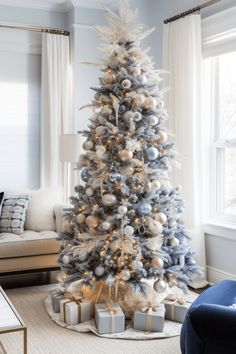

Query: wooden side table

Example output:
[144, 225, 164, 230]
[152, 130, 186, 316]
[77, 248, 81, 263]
[0, 287, 27, 354]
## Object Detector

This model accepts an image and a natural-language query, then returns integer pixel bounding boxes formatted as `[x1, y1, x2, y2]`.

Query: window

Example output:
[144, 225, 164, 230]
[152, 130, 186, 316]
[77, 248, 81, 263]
[0, 29, 41, 190]
[203, 51, 236, 222]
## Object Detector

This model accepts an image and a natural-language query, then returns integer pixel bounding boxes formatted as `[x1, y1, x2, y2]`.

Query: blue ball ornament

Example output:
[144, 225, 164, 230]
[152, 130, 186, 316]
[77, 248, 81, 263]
[119, 105, 126, 113]
[133, 112, 142, 122]
[146, 147, 159, 161]
[81, 168, 89, 182]
[137, 202, 152, 216]
[109, 172, 122, 183]
[95, 266, 105, 277]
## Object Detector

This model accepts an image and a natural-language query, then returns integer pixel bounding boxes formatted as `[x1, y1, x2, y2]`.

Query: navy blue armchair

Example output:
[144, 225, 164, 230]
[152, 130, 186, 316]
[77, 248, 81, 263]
[180, 280, 236, 354]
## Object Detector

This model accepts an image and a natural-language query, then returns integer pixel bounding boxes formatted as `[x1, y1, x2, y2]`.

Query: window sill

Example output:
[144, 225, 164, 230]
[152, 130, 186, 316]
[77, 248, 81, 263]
[204, 220, 236, 241]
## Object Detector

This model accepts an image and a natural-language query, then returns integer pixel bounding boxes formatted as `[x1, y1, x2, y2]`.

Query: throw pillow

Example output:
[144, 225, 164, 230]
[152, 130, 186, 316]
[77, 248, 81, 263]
[0, 192, 4, 216]
[0, 196, 29, 235]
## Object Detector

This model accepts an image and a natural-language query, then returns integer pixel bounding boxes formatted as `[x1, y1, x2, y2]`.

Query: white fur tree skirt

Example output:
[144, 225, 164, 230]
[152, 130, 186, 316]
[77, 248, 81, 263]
[45, 290, 197, 340]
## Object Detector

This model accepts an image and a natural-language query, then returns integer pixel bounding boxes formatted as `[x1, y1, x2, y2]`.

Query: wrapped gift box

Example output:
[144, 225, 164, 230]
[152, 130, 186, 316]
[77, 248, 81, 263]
[95, 303, 125, 334]
[165, 302, 191, 323]
[51, 292, 64, 313]
[133, 303, 165, 332]
[60, 298, 93, 325]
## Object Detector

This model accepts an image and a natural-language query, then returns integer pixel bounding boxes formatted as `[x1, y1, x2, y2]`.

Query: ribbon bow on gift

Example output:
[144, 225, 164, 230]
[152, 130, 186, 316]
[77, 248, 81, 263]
[141, 302, 163, 332]
[97, 302, 120, 333]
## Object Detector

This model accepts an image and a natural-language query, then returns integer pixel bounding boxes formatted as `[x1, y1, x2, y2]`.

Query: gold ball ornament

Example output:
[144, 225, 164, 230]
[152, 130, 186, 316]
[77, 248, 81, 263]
[151, 257, 164, 269]
[154, 212, 167, 225]
[157, 131, 168, 144]
[102, 70, 117, 84]
[64, 222, 74, 234]
[86, 215, 100, 229]
[144, 97, 157, 110]
[132, 94, 145, 107]
[76, 213, 86, 224]
[118, 149, 133, 162]
[153, 279, 167, 293]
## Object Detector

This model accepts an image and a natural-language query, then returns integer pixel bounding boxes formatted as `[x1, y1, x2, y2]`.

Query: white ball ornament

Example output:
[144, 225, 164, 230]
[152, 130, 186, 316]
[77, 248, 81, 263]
[120, 269, 131, 281]
[118, 205, 128, 215]
[63, 255, 71, 265]
[118, 149, 133, 162]
[148, 115, 159, 126]
[157, 131, 168, 144]
[102, 71, 116, 84]
[154, 212, 167, 225]
[86, 215, 100, 229]
[95, 266, 105, 277]
[170, 237, 180, 247]
[151, 257, 164, 269]
[83, 140, 94, 150]
[148, 219, 163, 235]
[85, 188, 94, 197]
[144, 97, 157, 110]
[124, 225, 134, 236]
[102, 193, 117, 206]
[122, 79, 132, 89]
[153, 279, 167, 293]
[152, 180, 161, 191]
[101, 221, 111, 231]
[146, 147, 159, 161]
[76, 213, 86, 224]
[131, 260, 143, 270]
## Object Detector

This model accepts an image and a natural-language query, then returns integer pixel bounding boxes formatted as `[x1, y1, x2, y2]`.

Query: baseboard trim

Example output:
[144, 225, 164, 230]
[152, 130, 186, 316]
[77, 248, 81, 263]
[206, 265, 236, 284]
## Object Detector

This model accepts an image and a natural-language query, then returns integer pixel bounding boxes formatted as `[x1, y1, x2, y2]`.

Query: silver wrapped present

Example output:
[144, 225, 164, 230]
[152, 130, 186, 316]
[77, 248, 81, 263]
[60, 297, 94, 325]
[165, 302, 191, 323]
[95, 303, 125, 334]
[51, 292, 64, 313]
[133, 303, 165, 332]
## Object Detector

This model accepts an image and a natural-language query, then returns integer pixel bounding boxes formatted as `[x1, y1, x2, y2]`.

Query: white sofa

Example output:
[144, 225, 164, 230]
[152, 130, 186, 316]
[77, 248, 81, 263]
[0, 189, 65, 275]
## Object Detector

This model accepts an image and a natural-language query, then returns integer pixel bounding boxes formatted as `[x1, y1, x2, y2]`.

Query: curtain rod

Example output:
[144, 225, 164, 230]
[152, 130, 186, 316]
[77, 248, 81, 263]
[0, 23, 70, 36]
[164, 0, 221, 24]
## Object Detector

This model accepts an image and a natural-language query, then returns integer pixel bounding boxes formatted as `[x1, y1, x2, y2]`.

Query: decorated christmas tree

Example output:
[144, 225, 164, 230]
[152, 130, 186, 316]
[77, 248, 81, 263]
[58, 0, 201, 316]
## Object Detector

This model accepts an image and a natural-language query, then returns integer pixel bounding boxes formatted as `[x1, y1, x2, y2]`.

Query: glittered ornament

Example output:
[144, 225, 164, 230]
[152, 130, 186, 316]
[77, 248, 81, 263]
[148, 219, 163, 235]
[86, 215, 100, 229]
[157, 131, 168, 144]
[95, 266, 105, 276]
[132, 94, 145, 106]
[118, 205, 127, 215]
[101, 221, 111, 231]
[146, 147, 159, 161]
[148, 115, 159, 126]
[102, 106, 113, 116]
[144, 97, 157, 110]
[154, 212, 167, 225]
[170, 237, 180, 247]
[85, 188, 94, 197]
[63, 255, 71, 265]
[153, 279, 167, 293]
[120, 269, 131, 281]
[124, 225, 134, 236]
[151, 257, 164, 269]
[81, 168, 89, 182]
[102, 70, 116, 84]
[76, 213, 86, 224]
[137, 202, 152, 216]
[118, 149, 133, 162]
[133, 112, 142, 122]
[122, 79, 132, 89]
[95, 126, 107, 135]
[102, 193, 117, 206]
[83, 140, 94, 150]
[145, 236, 162, 251]
[131, 67, 141, 77]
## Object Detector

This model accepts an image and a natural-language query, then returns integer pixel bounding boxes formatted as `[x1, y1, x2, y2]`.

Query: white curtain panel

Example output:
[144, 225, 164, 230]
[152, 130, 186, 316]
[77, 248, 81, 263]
[163, 14, 207, 286]
[40, 33, 72, 188]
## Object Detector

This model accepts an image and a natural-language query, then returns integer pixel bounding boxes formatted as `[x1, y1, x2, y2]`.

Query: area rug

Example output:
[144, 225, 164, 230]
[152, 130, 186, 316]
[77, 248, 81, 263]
[45, 287, 197, 340]
[1, 284, 196, 354]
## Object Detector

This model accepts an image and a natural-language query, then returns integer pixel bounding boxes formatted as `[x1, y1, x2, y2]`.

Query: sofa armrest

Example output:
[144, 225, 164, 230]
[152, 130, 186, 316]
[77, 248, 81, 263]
[54, 204, 72, 233]
[189, 303, 236, 341]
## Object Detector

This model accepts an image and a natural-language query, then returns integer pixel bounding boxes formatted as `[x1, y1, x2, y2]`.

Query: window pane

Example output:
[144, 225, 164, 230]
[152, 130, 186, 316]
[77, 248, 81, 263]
[219, 51, 236, 139]
[223, 147, 236, 216]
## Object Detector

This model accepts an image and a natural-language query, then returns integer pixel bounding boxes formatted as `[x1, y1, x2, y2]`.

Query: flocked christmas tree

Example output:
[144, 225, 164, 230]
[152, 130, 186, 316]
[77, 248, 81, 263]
[58, 0, 201, 315]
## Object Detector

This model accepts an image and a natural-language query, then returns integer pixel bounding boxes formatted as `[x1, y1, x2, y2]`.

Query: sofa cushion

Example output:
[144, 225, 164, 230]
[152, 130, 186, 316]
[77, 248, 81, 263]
[0, 196, 29, 235]
[0, 230, 60, 258]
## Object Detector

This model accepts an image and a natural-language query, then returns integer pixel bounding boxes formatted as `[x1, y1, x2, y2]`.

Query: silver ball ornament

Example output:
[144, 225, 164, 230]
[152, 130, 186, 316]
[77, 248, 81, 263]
[118, 205, 128, 215]
[120, 269, 131, 281]
[153, 279, 167, 293]
[101, 221, 111, 231]
[124, 225, 134, 236]
[102, 193, 117, 206]
[95, 266, 105, 277]
[152, 180, 161, 191]
[146, 147, 159, 161]
[131, 67, 141, 77]
[85, 188, 94, 197]
[122, 79, 132, 89]
[148, 115, 159, 126]
[95, 125, 107, 135]
[133, 112, 142, 122]
[154, 212, 167, 225]
[138, 75, 147, 85]
[83, 140, 94, 150]
[131, 260, 143, 270]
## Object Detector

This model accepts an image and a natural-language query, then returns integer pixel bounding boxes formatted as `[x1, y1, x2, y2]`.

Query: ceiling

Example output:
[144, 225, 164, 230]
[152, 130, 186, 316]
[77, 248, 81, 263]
[0, 0, 118, 11]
